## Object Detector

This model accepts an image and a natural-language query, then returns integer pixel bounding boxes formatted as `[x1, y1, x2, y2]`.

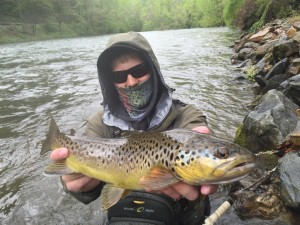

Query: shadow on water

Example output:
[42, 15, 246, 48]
[0, 28, 271, 225]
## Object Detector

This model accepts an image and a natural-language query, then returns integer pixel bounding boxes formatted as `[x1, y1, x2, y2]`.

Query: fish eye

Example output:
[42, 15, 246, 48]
[214, 147, 229, 159]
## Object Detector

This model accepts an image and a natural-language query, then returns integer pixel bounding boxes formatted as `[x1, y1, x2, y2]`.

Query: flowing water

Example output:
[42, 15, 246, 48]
[0, 28, 265, 224]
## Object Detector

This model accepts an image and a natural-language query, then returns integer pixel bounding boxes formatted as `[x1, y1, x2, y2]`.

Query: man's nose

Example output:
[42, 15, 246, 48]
[126, 74, 139, 86]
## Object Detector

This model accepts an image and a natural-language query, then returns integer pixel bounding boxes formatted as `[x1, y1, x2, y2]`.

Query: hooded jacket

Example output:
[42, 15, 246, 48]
[97, 31, 173, 131]
[84, 32, 208, 138]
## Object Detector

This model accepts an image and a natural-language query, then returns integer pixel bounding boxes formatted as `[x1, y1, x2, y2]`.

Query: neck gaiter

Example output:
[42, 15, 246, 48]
[116, 76, 153, 120]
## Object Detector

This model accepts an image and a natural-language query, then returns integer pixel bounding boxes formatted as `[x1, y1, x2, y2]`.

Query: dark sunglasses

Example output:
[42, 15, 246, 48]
[111, 62, 150, 84]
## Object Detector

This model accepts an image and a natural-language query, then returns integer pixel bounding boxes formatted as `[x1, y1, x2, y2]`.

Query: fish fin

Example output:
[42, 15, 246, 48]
[43, 161, 73, 176]
[140, 167, 179, 190]
[69, 128, 76, 136]
[40, 117, 61, 155]
[121, 130, 143, 138]
[100, 184, 131, 210]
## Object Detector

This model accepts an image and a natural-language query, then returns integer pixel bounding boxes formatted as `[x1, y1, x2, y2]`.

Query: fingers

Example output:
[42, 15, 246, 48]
[50, 148, 69, 160]
[50, 148, 101, 193]
[171, 182, 199, 201]
[159, 186, 181, 200]
[62, 173, 101, 192]
[142, 180, 218, 201]
[200, 185, 219, 195]
[192, 126, 211, 134]
[145, 181, 199, 201]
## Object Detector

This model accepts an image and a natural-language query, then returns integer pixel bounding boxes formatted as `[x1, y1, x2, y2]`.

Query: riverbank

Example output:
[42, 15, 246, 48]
[230, 16, 300, 225]
[0, 23, 92, 44]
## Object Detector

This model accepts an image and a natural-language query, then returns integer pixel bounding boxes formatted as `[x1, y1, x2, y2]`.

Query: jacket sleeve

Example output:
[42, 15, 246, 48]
[63, 110, 111, 204]
[173, 103, 209, 130]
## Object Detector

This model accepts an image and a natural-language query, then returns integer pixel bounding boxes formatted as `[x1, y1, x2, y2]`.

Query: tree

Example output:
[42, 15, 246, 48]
[22, 0, 51, 35]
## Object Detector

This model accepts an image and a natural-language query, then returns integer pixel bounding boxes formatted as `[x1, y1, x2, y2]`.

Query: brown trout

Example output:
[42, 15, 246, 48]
[41, 117, 256, 209]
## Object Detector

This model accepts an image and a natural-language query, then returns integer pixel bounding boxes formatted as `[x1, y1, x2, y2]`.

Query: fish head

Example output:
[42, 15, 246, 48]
[174, 134, 256, 185]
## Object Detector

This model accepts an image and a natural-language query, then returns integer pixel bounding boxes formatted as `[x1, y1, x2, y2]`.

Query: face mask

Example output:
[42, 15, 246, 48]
[116, 76, 153, 120]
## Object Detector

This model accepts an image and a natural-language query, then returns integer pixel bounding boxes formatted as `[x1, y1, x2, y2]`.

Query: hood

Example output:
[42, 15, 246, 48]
[97, 31, 173, 130]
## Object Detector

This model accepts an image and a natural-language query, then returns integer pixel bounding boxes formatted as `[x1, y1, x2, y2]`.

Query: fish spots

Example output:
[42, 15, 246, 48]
[170, 152, 174, 161]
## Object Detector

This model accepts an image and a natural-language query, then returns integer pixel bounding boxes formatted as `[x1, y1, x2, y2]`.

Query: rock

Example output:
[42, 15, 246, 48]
[234, 33, 252, 52]
[231, 53, 240, 64]
[249, 28, 270, 42]
[293, 32, 300, 43]
[238, 47, 256, 60]
[287, 26, 297, 38]
[293, 21, 300, 30]
[254, 58, 288, 87]
[278, 152, 300, 209]
[273, 39, 298, 60]
[254, 75, 267, 86]
[262, 73, 288, 94]
[255, 39, 278, 56]
[263, 32, 276, 42]
[235, 90, 299, 153]
[244, 41, 260, 49]
[279, 74, 300, 106]
[236, 59, 252, 68]
[264, 58, 288, 80]
[289, 58, 300, 75]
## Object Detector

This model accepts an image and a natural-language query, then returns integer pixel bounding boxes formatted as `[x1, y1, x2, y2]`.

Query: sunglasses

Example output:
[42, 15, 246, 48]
[111, 62, 150, 84]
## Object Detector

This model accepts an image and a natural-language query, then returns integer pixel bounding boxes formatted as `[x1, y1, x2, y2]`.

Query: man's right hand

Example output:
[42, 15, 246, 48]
[50, 148, 101, 193]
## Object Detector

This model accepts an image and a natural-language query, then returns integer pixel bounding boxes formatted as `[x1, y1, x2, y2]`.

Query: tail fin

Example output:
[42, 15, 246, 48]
[40, 117, 61, 155]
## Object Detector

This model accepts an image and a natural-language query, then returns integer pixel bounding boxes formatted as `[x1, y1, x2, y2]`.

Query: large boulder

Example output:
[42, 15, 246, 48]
[278, 152, 300, 209]
[279, 74, 300, 107]
[235, 90, 299, 153]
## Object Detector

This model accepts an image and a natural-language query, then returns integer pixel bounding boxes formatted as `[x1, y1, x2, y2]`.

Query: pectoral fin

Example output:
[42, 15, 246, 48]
[139, 167, 179, 190]
[100, 184, 131, 209]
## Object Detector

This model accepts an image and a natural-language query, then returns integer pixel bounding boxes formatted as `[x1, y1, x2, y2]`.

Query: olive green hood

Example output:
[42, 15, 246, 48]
[97, 32, 173, 130]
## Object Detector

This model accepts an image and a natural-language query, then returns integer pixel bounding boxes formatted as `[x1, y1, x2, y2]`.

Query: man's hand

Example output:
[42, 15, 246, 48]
[141, 180, 218, 201]
[50, 148, 101, 193]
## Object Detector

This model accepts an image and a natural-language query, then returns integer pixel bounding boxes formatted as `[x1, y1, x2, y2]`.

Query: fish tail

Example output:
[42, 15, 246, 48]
[40, 117, 61, 155]
[41, 117, 74, 176]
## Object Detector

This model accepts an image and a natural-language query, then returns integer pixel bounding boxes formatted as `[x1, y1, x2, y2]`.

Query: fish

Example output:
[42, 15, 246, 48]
[41, 117, 256, 209]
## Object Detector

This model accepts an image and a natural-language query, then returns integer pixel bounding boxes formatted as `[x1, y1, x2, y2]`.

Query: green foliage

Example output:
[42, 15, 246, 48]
[223, 0, 245, 27]
[250, 0, 271, 32]
[234, 124, 247, 148]
[0, 0, 299, 43]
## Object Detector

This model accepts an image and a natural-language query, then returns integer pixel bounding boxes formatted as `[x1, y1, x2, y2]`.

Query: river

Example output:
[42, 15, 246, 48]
[0, 28, 262, 224]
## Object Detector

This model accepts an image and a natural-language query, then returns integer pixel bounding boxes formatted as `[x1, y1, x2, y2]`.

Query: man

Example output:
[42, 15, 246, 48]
[50, 31, 218, 224]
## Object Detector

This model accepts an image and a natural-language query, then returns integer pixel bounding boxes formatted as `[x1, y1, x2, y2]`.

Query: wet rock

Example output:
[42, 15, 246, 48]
[278, 152, 300, 209]
[264, 58, 288, 80]
[252, 53, 274, 86]
[229, 170, 296, 224]
[254, 58, 288, 87]
[238, 47, 256, 60]
[234, 33, 252, 52]
[279, 74, 300, 106]
[262, 73, 288, 94]
[235, 90, 299, 153]
[236, 59, 252, 68]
